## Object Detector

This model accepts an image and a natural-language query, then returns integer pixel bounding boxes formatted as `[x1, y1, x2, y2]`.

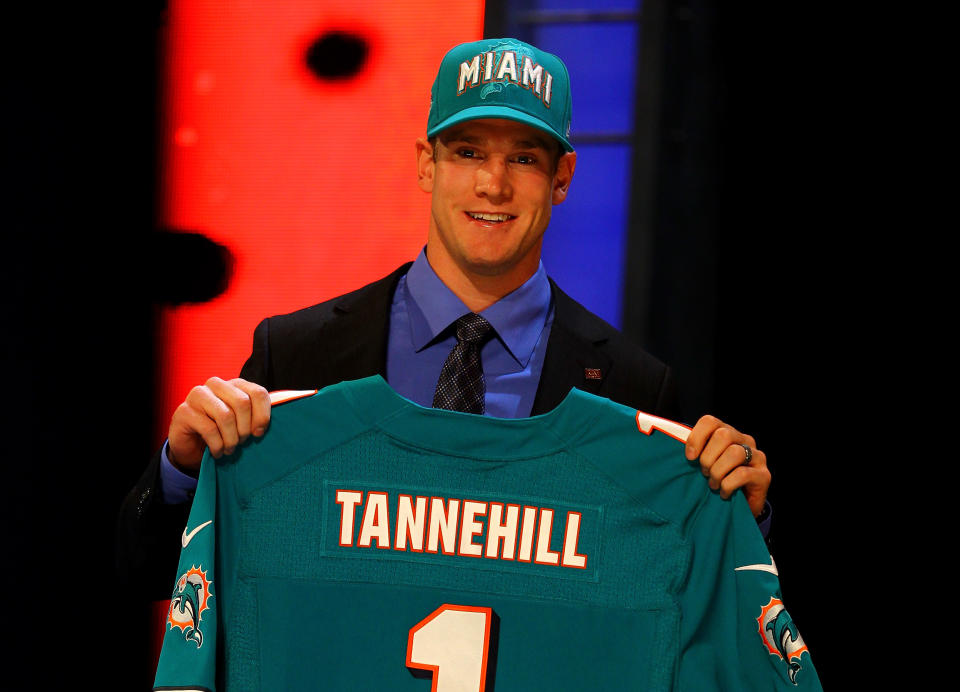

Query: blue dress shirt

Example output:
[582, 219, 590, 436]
[386, 249, 553, 419]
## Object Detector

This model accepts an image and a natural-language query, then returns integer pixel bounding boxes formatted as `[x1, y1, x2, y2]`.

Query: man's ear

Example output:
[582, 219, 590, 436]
[416, 138, 434, 193]
[552, 151, 576, 205]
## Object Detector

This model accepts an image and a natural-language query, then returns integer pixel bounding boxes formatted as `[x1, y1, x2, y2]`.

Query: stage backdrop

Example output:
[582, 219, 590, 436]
[156, 0, 485, 441]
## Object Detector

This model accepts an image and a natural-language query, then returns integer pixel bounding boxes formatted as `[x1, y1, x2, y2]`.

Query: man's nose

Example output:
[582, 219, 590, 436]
[474, 157, 512, 202]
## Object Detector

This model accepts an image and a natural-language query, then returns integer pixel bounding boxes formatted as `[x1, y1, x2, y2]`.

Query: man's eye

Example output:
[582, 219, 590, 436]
[457, 148, 478, 158]
[514, 154, 536, 165]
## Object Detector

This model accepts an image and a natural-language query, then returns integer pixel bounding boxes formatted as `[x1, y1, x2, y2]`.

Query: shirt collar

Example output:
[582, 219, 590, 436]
[405, 249, 552, 368]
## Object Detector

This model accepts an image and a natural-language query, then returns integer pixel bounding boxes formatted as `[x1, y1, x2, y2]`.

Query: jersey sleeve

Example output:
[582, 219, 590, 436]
[153, 452, 219, 692]
[680, 490, 823, 690]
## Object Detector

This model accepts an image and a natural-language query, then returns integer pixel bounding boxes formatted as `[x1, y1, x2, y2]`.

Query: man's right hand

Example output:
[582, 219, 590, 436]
[167, 377, 272, 473]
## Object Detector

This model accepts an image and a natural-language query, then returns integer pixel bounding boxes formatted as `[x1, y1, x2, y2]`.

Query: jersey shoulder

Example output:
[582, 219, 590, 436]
[561, 390, 715, 533]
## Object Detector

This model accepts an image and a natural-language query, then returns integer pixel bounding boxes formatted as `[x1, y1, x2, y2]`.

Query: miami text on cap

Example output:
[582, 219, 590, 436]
[427, 38, 574, 152]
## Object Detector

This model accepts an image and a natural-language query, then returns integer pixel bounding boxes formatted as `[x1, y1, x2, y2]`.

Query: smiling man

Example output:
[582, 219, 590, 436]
[119, 38, 771, 601]
[416, 119, 573, 310]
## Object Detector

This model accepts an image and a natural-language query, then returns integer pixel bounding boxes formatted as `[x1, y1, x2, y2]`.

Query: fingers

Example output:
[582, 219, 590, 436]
[714, 447, 768, 495]
[206, 377, 271, 445]
[233, 378, 272, 438]
[718, 455, 771, 517]
[168, 377, 271, 470]
[685, 414, 720, 461]
[704, 442, 753, 491]
[192, 379, 242, 455]
[688, 415, 748, 482]
[686, 414, 771, 516]
[686, 414, 753, 461]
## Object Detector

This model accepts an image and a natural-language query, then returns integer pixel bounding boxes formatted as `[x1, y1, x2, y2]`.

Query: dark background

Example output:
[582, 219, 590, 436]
[3, 2, 853, 688]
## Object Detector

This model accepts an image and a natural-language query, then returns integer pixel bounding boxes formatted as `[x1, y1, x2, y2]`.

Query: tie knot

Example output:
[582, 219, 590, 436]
[455, 313, 493, 345]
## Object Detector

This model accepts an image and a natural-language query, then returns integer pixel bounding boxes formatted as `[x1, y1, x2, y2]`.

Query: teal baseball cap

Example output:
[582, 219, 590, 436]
[427, 38, 574, 152]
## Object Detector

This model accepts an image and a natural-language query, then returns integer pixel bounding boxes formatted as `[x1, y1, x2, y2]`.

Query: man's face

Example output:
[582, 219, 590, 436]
[416, 118, 576, 292]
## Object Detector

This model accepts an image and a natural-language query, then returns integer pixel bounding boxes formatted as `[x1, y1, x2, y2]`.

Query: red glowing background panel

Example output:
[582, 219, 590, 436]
[157, 1, 484, 440]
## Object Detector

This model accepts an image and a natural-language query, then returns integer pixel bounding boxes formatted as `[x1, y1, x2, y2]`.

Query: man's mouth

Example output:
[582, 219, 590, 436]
[466, 212, 515, 223]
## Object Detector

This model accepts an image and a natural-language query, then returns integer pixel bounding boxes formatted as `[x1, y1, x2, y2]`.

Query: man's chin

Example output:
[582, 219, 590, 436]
[461, 257, 515, 278]
[463, 261, 543, 295]
[457, 245, 542, 284]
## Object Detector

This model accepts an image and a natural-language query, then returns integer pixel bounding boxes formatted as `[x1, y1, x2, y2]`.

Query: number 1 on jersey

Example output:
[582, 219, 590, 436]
[406, 604, 493, 692]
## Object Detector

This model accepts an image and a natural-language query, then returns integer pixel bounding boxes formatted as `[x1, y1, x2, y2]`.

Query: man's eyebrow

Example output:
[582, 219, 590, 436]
[514, 137, 552, 151]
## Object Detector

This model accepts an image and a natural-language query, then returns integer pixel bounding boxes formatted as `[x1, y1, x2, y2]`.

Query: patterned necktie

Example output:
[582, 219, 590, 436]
[432, 313, 494, 414]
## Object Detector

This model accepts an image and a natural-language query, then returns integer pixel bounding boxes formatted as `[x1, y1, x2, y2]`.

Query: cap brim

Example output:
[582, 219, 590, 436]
[427, 105, 574, 153]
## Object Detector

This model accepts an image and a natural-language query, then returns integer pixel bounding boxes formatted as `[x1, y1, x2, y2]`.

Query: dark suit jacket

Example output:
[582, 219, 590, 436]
[117, 264, 677, 597]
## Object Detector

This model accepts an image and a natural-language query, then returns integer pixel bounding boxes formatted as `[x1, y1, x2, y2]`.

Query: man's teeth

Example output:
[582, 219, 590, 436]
[468, 212, 512, 222]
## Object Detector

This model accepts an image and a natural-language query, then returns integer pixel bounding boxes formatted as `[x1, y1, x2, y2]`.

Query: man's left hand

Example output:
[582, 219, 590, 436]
[685, 415, 770, 517]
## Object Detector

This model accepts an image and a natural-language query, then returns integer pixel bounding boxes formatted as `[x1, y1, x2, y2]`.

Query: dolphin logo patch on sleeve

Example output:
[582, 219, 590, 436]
[757, 597, 810, 685]
[167, 565, 213, 648]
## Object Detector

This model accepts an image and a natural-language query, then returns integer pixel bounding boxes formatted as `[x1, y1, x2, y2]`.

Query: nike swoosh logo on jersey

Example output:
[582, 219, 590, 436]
[735, 556, 778, 575]
[182, 520, 213, 548]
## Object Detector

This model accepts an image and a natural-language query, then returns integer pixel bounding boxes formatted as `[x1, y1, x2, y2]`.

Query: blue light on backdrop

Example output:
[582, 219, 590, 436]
[520, 2, 641, 328]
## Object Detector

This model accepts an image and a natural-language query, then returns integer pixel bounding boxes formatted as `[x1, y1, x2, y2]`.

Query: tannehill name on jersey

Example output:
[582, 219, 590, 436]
[334, 490, 587, 569]
[457, 50, 554, 107]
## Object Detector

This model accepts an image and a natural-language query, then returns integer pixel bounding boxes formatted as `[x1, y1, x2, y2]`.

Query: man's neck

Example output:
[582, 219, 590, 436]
[426, 253, 538, 313]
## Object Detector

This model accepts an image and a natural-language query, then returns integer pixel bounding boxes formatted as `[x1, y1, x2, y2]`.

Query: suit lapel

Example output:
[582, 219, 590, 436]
[320, 263, 412, 383]
[531, 280, 612, 415]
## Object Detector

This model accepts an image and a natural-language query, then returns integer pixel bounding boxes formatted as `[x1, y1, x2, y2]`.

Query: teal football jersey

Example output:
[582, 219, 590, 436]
[154, 376, 821, 691]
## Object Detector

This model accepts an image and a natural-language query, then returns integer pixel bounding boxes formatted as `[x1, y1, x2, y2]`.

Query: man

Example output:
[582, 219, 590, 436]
[118, 37, 770, 598]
